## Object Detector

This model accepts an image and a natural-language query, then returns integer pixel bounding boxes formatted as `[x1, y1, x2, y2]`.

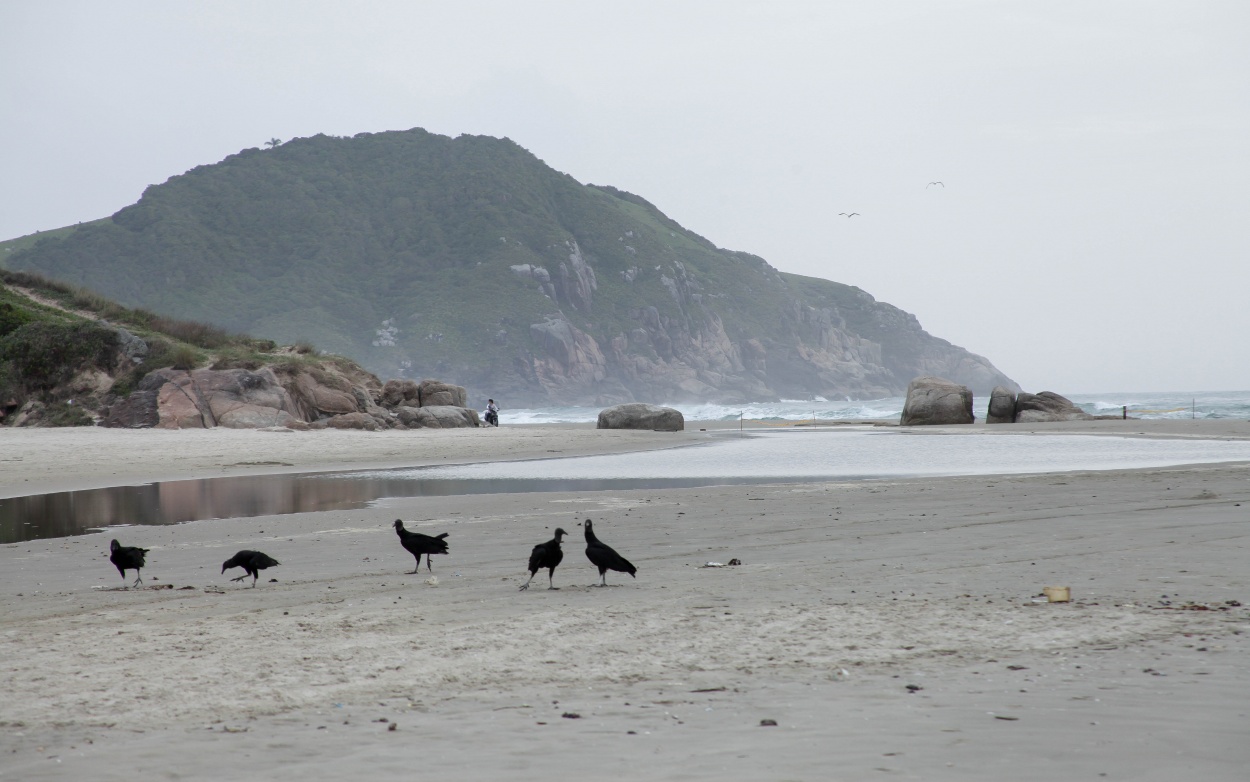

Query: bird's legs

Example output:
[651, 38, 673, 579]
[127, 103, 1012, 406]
[519, 574, 534, 591]
[426, 554, 434, 573]
[409, 560, 421, 575]
[230, 574, 249, 582]
[594, 571, 607, 587]
[547, 570, 559, 590]
[132, 574, 143, 587]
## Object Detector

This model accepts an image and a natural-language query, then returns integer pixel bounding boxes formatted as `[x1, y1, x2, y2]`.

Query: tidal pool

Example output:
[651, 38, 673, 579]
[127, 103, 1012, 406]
[5, 428, 1249, 543]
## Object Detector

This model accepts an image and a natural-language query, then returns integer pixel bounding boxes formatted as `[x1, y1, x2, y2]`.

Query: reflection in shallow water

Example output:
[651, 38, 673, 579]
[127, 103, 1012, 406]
[5, 429, 1250, 544]
[0, 472, 795, 544]
[1, 474, 377, 544]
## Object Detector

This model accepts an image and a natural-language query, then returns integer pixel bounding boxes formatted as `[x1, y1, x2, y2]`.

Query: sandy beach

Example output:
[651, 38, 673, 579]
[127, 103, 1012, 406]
[2, 421, 1248, 780]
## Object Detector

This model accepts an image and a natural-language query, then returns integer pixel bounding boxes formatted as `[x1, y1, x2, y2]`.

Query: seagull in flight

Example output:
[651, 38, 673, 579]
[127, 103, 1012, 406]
[838, 212, 860, 217]
[926, 181, 944, 188]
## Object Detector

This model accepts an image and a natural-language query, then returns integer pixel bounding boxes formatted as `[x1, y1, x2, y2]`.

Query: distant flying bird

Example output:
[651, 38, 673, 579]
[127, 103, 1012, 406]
[109, 539, 149, 588]
[927, 181, 944, 188]
[838, 212, 860, 217]
[520, 528, 568, 591]
[393, 519, 450, 573]
[582, 519, 636, 587]
[222, 550, 280, 587]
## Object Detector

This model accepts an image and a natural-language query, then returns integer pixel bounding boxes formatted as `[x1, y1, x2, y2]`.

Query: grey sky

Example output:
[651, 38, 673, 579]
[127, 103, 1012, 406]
[3, 1, 1247, 393]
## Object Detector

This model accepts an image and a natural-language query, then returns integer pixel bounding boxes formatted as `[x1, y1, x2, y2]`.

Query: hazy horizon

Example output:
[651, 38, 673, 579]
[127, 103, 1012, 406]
[3, 1, 1247, 393]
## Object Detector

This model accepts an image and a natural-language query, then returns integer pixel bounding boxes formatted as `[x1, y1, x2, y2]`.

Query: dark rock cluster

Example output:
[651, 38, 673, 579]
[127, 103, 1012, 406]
[104, 372, 478, 430]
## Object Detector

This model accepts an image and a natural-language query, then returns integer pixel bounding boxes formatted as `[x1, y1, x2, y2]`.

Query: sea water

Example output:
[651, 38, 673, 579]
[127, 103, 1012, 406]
[500, 390, 1250, 424]
[377, 428, 1250, 483]
[7, 427, 1250, 543]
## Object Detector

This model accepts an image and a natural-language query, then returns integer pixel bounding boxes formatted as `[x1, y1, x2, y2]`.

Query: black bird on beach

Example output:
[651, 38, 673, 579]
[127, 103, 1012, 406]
[222, 550, 280, 587]
[520, 528, 567, 591]
[109, 539, 149, 588]
[583, 519, 637, 587]
[393, 519, 450, 573]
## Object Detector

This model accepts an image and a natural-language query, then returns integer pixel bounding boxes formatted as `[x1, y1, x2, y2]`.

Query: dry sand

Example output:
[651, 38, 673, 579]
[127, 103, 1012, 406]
[1, 422, 1248, 780]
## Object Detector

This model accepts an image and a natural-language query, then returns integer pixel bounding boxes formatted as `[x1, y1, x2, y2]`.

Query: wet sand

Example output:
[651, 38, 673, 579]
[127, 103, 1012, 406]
[1, 421, 1248, 780]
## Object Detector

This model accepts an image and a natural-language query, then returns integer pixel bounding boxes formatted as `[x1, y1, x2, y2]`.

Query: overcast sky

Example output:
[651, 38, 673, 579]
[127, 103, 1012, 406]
[3, 1, 1247, 393]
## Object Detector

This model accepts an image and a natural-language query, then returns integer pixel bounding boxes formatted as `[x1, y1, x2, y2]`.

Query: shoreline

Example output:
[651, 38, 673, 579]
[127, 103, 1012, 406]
[4, 418, 1248, 501]
[0, 424, 704, 499]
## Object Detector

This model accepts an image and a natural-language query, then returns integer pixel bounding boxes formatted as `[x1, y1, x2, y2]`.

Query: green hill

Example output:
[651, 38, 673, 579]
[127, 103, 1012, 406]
[1, 128, 1015, 405]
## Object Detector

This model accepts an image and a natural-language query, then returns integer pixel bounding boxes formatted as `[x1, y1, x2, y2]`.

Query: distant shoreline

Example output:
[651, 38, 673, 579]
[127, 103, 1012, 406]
[3, 418, 1250, 502]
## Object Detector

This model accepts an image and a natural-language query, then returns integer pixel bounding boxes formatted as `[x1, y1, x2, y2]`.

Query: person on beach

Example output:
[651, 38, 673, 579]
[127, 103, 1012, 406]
[485, 398, 500, 427]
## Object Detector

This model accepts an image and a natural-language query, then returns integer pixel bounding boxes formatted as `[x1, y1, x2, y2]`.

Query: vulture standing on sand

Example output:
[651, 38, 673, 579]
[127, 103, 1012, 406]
[583, 519, 637, 586]
[109, 539, 149, 588]
[393, 519, 450, 573]
[520, 528, 567, 591]
[221, 550, 281, 587]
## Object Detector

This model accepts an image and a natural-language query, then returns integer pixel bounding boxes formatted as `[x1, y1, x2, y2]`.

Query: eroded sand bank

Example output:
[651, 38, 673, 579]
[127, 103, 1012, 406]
[1, 422, 1248, 780]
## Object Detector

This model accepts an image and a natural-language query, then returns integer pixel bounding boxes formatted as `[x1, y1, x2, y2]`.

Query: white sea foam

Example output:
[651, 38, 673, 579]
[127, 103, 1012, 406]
[502, 398, 909, 425]
[499, 390, 1250, 425]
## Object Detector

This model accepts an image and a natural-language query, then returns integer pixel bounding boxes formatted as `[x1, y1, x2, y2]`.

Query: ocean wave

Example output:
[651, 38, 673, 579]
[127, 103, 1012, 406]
[499, 398, 909, 425]
[498, 390, 1250, 425]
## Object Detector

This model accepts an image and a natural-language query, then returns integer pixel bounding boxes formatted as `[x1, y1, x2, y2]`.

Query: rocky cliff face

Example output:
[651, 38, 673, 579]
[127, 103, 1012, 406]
[494, 247, 1013, 405]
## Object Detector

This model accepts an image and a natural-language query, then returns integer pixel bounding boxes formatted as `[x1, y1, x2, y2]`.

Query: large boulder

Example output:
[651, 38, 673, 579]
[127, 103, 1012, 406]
[105, 368, 303, 429]
[351, 385, 395, 423]
[381, 379, 420, 408]
[396, 405, 480, 428]
[201, 368, 303, 428]
[986, 385, 1018, 424]
[418, 380, 467, 408]
[102, 389, 159, 428]
[1013, 391, 1094, 423]
[290, 372, 360, 418]
[596, 403, 684, 432]
[102, 365, 478, 430]
[318, 412, 382, 431]
[899, 376, 974, 426]
[155, 375, 212, 428]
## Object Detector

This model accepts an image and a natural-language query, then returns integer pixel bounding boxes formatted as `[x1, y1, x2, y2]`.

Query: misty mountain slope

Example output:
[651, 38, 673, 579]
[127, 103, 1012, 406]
[3, 128, 1016, 405]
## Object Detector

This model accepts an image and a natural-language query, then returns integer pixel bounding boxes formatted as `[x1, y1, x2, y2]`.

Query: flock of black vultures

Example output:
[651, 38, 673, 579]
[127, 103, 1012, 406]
[107, 518, 636, 590]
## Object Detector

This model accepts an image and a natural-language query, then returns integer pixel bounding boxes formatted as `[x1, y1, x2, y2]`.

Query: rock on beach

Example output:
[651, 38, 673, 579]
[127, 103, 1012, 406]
[596, 403, 684, 431]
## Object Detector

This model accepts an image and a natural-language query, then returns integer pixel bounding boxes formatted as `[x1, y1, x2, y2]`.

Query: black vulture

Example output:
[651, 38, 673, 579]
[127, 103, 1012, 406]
[520, 528, 567, 591]
[109, 539, 149, 588]
[583, 519, 636, 586]
[222, 550, 280, 587]
[393, 519, 450, 573]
